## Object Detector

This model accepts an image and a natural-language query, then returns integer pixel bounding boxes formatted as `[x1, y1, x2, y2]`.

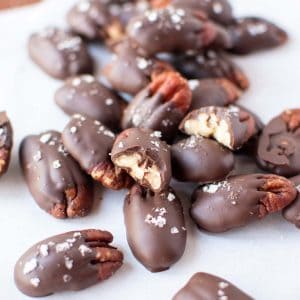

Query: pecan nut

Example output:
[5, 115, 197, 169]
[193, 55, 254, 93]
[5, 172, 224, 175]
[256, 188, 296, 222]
[122, 71, 191, 141]
[14, 230, 123, 297]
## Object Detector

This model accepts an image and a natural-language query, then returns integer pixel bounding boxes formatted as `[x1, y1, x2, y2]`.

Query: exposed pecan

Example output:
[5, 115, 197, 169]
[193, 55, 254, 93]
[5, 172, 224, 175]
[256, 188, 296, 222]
[281, 109, 300, 131]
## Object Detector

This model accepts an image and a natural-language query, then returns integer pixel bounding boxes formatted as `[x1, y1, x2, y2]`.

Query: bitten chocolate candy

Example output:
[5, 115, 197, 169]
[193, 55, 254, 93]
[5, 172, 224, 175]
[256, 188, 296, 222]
[188, 78, 241, 111]
[152, 0, 234, 25]
[14, 230, 123, 297]
[173, 272, 253, 300]
[102, 40, 172, 95]
[171, 136, 234, 183]
[180, 105, 258, 150]
[19, 131, 93, 218]
[282, 176, 300, 228]
[124, 184, 186, 272]
[228, 17, 288, 55]
[256, 109, 300, 177]
[0, 112, 13, 177]
[126, 7, 227, 56]
[111, 128, 171, 193]
[191, 174, 297, 233]
[62, 114, 132, 190]
[122, 71, 191, 142]
[173, 50, 249, 90]
[55, 75, 125, 130]
[28, 27, 93, 79]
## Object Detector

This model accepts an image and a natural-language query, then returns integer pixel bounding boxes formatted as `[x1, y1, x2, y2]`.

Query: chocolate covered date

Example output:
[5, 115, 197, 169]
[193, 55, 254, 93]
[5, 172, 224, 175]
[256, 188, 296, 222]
[19, 131, 93, 218]
[55, 74, 125, 130]
[122, 71, 191, 141]
[180, 105, 258, 150]
[14, 230, 123, 297]
[191, 174, 297, 233]
[0, 112, 13, 177]
[102, 40, 172, 95]
[188, 78, 241, 111]
[111, 128, 171, 193]
[28, 27, 93, 79]
[124, 184, 186, 272]
[173, 272, 253, 300]
[62, 114, 132, 190]
[228, 17, 288, 55]
[256, 109, 300, 177]
[171, 136, 234, 183]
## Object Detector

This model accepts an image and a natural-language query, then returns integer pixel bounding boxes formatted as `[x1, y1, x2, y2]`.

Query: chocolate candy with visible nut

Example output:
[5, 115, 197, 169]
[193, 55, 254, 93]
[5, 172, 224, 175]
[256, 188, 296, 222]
[19, 131, 93, 218]
[191, 174, 297, 233]
[282, 176, 300, 228]
[0, 112, 13, 177]
[173, 272, 253, 300]
[111, 128, 171, 193]
[126, 7, 229, 56]
[14, 230, 123, 297]
[122, 71, 191, 141]
[28, 27, 93, 79]
[188, 78, 241, 111]
[228, 17, 288, 55]
[171, 136, 234, 183]
[62, 114, 132, 190]
[180, 105, 258, 150]
[55, 75, 125, 130]
[102, 40, 172, 95]
[124, 184, 186, 272]
[256, 109, 300, 177]
[173, 50, 249, 90]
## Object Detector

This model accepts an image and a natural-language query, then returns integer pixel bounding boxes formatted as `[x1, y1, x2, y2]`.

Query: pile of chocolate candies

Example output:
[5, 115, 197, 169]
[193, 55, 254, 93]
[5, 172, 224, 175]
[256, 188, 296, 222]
[2, 0, 299, 298]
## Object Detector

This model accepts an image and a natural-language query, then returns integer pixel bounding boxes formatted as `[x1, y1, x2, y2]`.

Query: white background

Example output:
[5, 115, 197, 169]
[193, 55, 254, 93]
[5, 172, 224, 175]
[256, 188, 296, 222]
[1, 0, 300, 299]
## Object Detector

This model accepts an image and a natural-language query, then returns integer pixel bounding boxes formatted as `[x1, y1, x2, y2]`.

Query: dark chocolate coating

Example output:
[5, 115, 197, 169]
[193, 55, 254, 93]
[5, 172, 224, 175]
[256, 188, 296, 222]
[173, 50, 249, 90]
[173, 272, 253, 300]
[28, 27, 93, 79]
[228, 17, 288, 55]
[124, 184, 186, 272]
[55, 75, 125, 130]
[256, 109, 300, 177]
[188, 78, 241, 111]
[19, 131, 93, 218]
[0, 111, 13, 176]
[231, 153, 265, 176]
[111, 128, 171, 192]
[191, 174, 297, 233]
[180, 105, 258, 150]
[102, 40, 172, 95]
[282, 176, 300, 228]
[14, 230, 123, 297]
[126, 7, 223, 56]
[171, 136, 234, 183]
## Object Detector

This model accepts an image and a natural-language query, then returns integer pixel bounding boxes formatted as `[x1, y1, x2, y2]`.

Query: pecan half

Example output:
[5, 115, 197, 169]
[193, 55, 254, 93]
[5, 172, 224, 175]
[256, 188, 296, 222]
[14, 230, 123, 297]
[281, 109, 300, 131]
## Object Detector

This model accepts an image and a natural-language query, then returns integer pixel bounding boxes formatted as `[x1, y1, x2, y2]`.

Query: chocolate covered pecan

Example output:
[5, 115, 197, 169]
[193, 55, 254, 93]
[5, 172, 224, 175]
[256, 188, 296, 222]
[188, 78, 241, 111]
[124, 184, 186, 272]
[172, 50, 249, 90]
[228, 17, 288, 55]
[111, 128, 171, 193]
[126, 7, 229, 56]
[122, 71, 191, 141]
[14, 230, 123, 297]
[180, 105, 258, 150]
[19, 131, 93, 218]
[282, 175, 300, 228]
[102, 39, 172, 95]
[28, 27, 93, 79]
[256, 109, 300, 177]
[55, 75, 126, 130]
[62, 114, 132, 190]
[0, 112, 13, 177]
[173, 272, 253, 300]
[191, 174, 297, 233]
